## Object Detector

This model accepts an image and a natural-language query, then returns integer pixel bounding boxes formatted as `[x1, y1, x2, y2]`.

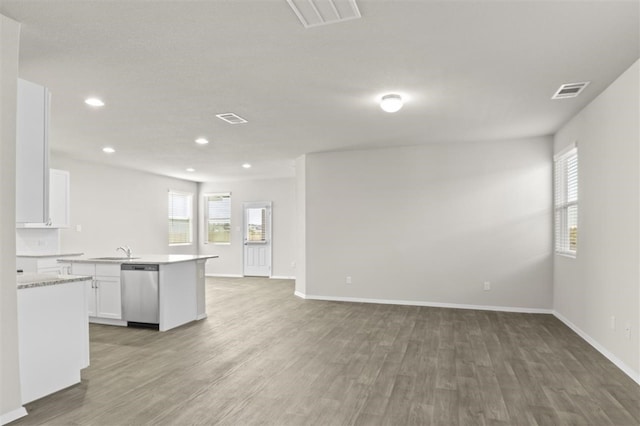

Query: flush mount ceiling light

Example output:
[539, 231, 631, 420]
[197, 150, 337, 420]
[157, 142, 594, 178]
[85, 97, 105, 107]
[380, 94, 403, 113]
[195, 138, 209, 145]
[102, 147, 115, 153]
[242, 163, 252, 169]
[186, 168, 195, 172]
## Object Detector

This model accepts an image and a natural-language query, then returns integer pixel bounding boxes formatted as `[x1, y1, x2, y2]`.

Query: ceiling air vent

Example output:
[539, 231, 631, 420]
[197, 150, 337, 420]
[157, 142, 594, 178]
[551, 82, 590, 100]
[287, 0, 361, 29]
[216, 113, 248, 124]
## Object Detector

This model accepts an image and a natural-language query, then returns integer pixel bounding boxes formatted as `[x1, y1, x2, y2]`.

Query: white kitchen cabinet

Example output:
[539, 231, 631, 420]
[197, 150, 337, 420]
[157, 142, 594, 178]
[17, 257, 65, 275]
[17, 168, 70, 228]
[93, 277, 121, 319]
[49, 169, 70, 227]
[71, 263, 124, 324]
[17, 278, 90, 404]
[16, 79, 50, 224]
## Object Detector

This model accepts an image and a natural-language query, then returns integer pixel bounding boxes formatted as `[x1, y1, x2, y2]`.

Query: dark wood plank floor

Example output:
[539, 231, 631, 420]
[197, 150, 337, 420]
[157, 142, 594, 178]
[12, 277, 640, 425]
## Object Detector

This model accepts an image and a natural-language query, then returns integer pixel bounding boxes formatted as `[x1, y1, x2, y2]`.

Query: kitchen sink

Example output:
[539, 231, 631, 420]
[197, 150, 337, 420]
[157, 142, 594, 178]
[88, 257, 140, 261]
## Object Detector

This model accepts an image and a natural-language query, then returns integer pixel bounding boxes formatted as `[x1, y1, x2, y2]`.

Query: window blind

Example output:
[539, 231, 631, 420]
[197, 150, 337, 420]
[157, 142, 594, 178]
[168, 191, 193, 244]
[554, 147, 578, 255]
[204, 193, 231, 243]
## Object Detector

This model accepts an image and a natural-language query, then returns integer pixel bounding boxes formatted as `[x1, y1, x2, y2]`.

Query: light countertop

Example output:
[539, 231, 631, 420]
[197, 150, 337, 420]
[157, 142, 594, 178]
[17, 252, 84, 258]
[17, 273, 92, 290]
[58, 254, 219, 265]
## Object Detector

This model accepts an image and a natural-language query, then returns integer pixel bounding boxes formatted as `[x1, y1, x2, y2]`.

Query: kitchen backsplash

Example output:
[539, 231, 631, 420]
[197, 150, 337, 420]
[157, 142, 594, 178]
[16, 228, 61, 255]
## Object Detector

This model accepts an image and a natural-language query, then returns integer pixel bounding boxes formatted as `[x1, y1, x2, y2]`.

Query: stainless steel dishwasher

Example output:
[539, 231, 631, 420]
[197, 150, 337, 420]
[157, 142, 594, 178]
[121, 264, 159, 328]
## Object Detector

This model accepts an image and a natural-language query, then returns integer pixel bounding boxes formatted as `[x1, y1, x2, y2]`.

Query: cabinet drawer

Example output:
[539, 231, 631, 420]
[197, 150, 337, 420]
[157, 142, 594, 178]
[71, 263, 95, 276]
[38, 266, 62, 275]
[95, 264, 121, 277]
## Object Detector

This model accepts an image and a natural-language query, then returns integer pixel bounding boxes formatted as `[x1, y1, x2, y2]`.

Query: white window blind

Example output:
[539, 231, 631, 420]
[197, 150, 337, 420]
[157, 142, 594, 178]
[168, 191, 193, 244]
[554, 146, 578, 256]
[204, 193, 231, 243]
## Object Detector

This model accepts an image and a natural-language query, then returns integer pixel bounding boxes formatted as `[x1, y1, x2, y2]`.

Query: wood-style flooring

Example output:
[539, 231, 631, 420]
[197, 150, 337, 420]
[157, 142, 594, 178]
[12, 277, 640, 425]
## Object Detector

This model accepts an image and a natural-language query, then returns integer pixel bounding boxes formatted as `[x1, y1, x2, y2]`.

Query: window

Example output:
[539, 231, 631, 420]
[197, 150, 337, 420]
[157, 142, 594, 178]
[554, 145, 578, 256]
[204, 193, 231, 243]
[168, 191, 193, 245]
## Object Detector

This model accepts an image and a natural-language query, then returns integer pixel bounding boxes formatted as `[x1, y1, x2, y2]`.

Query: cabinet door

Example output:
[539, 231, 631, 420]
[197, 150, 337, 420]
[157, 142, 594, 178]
[87, 281, 97, 317]
[16, 79, 49, 224]
[95, 277, 122, 319]
[49, 169, 70, 228]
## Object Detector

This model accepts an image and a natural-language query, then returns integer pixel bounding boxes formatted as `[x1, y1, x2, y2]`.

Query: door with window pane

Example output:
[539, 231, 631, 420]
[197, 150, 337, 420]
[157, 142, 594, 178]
[243, 202, 271, 277]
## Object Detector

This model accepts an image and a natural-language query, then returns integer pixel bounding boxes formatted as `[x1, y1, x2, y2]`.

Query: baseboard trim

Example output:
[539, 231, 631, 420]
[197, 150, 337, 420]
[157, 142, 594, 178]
[205, 274, 243, 278]
[1, 407, 27, 425]
[270, 276, 296, 280]
[89, 317, 126, 327]
[294, 292, 552, 314]
[196, 313, 207, 320]
[553, 310, 640, 385]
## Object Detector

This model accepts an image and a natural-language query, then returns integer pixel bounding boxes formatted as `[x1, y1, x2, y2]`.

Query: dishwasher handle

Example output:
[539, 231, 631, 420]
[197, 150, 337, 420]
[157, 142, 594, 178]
[121, 264, 159, 272]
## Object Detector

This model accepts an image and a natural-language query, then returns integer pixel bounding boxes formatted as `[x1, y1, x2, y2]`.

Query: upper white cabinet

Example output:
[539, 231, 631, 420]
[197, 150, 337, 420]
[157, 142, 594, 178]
[49, 168, 70, 227]
[16, 168, 70, 228]
[16, 78, 50, 224]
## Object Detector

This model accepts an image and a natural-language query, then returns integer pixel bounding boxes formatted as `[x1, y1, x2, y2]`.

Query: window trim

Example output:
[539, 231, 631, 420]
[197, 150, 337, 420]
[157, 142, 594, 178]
[204, 192, 231, 245]
[168, 190, 193, 246]
[554, 144, 578, 258]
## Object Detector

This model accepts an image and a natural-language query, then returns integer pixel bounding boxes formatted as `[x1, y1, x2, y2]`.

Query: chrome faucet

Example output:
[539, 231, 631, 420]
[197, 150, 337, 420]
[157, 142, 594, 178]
[117, 245, 132, 258]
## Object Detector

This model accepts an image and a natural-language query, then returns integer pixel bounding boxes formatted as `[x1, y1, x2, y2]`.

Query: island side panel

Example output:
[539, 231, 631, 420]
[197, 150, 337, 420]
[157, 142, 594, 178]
[17, 279, 89, 404]
[158, 261, 197, 332]
[196, 259, 207, 320]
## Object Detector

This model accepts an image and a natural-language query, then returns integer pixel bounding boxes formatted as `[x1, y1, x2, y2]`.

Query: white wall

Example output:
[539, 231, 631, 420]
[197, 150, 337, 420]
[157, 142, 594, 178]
[553, 59, 639, 381]
[300, 137, 554, 311]
[0, 13, 27, 425]
[198, 178, 296, 278]
[295, 156, 307, 295]
[52, 154, 198, 257]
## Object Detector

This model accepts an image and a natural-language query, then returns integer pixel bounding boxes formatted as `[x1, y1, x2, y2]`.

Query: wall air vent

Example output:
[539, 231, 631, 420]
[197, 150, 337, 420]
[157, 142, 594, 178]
[551, 82, 590, 99]
[216, 113, 248, 124]
[287, 0, 361, 29]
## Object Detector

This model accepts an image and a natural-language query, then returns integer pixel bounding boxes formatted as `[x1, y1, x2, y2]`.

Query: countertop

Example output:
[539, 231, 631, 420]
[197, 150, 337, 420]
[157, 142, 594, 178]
[57, 254, 219, 265]
[17, 252, 84, 258]
[17, 273, 92, 290]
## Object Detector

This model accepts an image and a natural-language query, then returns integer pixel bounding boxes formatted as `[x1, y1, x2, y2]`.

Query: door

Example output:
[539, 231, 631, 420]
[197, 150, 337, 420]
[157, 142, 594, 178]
[243, 202, 272, 277]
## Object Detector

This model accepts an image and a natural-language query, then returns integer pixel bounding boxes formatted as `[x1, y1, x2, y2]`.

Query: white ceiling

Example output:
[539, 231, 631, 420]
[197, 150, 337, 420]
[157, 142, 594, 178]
[2, 0, 638, 183]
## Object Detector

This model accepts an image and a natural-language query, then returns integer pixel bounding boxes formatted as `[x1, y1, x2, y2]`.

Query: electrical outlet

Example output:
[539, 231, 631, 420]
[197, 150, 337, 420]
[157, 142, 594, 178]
[625, 323, 631, 340]
[291, 261, 296, 269]
[346, 276, 352, 285]
[483, 281, 491, 291]
[610, 316, 616, 330]
[76, 224, 82, 232]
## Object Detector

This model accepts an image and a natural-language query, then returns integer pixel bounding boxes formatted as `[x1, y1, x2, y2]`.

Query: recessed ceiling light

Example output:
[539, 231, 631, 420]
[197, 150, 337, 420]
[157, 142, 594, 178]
[85, 97, 105, 107]
[186, 168, 195, 172]
[242, 163, 252, 169]
[102, 147, 115, 153]
[380, 94, 403, 113]
[195, 138, 209, 145]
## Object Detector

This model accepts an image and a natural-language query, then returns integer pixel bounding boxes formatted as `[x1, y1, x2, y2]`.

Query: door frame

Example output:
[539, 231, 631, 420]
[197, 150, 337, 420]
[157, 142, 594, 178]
[242, 201, 272, 277]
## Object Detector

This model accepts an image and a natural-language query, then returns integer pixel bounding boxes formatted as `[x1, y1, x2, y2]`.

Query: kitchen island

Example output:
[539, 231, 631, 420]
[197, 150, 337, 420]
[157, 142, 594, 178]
[17, 273, 92, 404]
[59, 255, 218, 332]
